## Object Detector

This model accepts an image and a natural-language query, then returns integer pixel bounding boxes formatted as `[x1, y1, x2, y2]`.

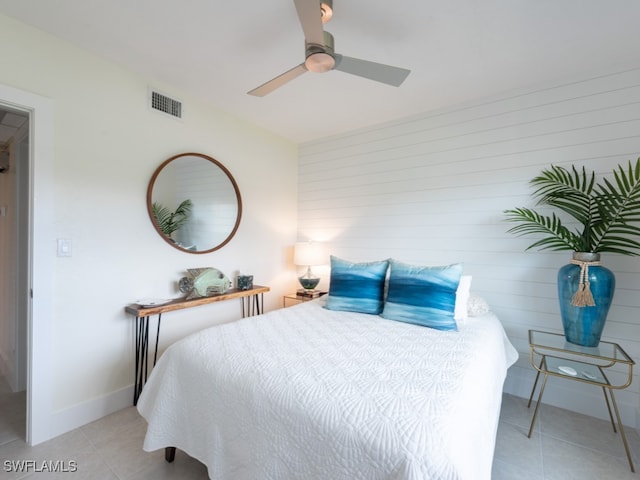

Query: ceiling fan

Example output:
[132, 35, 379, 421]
[247, 0, 410, 96]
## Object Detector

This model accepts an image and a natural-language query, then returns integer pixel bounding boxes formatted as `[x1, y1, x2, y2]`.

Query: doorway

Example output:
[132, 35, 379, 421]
[0, 83, 54, 446]
[0, 106, 29, 444]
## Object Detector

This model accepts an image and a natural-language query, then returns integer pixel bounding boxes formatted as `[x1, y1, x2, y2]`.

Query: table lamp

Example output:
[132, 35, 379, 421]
[294, 242, 326, 291]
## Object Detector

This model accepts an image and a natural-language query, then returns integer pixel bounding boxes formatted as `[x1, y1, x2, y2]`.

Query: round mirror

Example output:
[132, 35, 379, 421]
[147, 152, 242, 254]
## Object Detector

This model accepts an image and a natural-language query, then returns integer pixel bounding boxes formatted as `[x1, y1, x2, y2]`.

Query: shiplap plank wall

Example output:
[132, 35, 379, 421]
[297, 67, 640, 426]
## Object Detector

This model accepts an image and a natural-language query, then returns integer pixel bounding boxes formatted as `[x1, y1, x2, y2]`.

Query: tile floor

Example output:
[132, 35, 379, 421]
[494, 393, 639, 479]
[1, 376, 638, 479]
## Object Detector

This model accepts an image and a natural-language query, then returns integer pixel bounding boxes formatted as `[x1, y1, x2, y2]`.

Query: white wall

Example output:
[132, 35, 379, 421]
[298, 67, 640, 427]
[0, 13, 298, 442]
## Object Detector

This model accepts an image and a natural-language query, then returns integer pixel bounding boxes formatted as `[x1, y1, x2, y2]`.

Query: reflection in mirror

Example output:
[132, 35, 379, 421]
[147, 152, 242, 254]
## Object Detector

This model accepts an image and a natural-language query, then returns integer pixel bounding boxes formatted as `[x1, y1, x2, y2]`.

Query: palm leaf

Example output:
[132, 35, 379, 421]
[151, 203, 173, 233]
[590, 159, 640, 253]
[504, 157, 640, 255]
[152, 199, 193, 237]
[504, 208, 582, 251]
[173, 199, 193, 219]
[531, 165, 595, 225]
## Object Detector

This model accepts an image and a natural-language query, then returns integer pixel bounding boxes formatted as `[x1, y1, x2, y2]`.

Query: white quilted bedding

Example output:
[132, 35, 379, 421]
[137, 298, 517, 480]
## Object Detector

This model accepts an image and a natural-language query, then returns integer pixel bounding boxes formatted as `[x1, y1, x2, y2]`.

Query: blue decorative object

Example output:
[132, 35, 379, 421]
[294, 241, 327, 291]
[237, 275, 253, 291]
[558, 252, 615, 347]
[298, 276, 320, 290]
[381, 260, 463, 331]
[324, 256, 389, 314]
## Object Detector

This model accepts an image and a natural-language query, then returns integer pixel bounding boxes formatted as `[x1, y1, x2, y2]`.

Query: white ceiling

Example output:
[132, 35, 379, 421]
[0, 110, 27, 144]
[0, 0, 639, 144]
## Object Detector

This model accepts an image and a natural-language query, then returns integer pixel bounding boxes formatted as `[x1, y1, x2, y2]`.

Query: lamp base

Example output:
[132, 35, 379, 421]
[298, 276, 320, 290]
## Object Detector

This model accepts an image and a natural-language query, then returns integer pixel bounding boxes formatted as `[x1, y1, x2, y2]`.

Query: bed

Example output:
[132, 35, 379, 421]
[137, 295, 517, 480]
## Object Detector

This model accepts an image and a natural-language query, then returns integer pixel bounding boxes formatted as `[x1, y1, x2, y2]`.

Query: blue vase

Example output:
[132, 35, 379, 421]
[558, 252, 615, 347]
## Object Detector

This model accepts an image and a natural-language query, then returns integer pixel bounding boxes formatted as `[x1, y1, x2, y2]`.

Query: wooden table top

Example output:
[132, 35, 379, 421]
[125, 285, 270, 316]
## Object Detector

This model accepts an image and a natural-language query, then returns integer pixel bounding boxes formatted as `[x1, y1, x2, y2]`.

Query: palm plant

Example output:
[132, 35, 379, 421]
[504, 158, 640, 255]
[151, 199, 193, 238]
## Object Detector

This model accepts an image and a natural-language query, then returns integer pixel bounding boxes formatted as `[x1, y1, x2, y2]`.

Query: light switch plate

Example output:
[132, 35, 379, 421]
[57, 238, 72, 257]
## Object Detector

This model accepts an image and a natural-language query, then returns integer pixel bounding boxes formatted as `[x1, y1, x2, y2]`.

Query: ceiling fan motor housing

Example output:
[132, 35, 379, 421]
[305, 31, 335, 72]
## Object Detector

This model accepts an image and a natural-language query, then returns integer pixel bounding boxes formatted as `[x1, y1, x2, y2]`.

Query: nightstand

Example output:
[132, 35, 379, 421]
[527, 329, 635, 472]
[283, 291, 327, 307]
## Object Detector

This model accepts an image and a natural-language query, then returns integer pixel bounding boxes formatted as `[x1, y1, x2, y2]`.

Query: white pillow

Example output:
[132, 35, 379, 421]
[467, 293, 490, 316]
[454, 275, 472, 321]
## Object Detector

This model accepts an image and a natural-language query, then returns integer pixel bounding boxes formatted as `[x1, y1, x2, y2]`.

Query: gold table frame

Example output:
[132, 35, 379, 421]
[527, 329, 635, 472]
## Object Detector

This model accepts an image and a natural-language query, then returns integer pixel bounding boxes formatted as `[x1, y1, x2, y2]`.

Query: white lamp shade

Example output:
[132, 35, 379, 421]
[294, 242, 327, 267]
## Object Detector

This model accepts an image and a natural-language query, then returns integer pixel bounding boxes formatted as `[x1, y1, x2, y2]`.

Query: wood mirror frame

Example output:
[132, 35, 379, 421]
[147, 152, 242, 254]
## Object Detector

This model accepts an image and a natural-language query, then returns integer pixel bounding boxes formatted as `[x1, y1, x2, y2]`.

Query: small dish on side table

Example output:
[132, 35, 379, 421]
[135, 298, 173, 308]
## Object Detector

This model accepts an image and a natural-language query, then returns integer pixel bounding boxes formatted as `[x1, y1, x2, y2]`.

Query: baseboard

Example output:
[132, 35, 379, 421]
[503, 365, 639, 429]
[39, 384, 135, 444]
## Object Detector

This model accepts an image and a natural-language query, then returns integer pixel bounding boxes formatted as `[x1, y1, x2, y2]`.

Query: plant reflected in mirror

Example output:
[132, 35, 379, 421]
[152, 199, 193, 239]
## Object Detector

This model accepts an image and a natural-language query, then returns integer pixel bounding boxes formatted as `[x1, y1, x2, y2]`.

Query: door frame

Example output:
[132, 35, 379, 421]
[0, 83, 54, 445]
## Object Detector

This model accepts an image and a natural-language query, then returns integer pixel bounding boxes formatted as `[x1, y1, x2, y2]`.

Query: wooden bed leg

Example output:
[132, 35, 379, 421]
[165, 447, 176, 463]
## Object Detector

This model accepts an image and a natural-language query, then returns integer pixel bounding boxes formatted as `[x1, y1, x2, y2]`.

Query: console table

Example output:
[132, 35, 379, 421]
[125, 285, 270, 405]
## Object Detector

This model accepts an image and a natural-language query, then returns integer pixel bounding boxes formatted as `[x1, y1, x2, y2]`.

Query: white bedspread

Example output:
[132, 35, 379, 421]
[137, 298, 517, 480]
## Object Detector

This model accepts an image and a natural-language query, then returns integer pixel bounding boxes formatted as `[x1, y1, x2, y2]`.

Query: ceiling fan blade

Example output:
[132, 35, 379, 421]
[247, 64, 308, 97]
[293, 0, 325, 46]
[334, 54, 410, 87]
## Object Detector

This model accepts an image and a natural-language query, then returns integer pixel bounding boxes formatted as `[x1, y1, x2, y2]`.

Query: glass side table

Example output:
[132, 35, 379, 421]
[283, 291, 327, 307]
[527, 329, 635, 472]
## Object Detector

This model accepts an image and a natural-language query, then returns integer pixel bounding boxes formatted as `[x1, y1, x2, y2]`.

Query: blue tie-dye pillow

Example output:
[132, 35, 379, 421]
[325, 256, 389, 314]
[381, 260, 463, 331]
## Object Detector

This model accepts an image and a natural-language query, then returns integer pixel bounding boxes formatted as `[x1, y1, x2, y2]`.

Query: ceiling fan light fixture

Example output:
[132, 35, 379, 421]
[321, 1, 333, 24]
[305, 31, 335, 73]
[305, 52, 335, 72]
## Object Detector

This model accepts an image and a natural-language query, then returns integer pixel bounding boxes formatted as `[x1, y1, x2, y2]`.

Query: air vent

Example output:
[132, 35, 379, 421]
[149, 90, 183, 119]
